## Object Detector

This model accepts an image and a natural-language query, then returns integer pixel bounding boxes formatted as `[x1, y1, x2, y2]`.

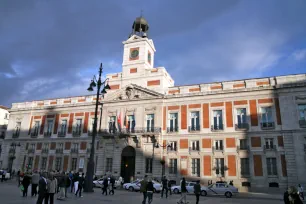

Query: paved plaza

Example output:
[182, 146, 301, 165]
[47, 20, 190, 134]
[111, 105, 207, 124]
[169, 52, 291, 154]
[0, 180, 290, 204]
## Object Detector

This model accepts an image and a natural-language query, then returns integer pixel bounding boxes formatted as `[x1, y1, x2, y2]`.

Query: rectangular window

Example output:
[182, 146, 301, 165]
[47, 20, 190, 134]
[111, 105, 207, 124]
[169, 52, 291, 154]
[191, 158, 200, 177]
[299, 104, 306, 127]
[4, 113, 8, 119]
[189, 111, 200, 131]
[215, 140, 224, 151]
[47, 120, 53, 133]
[168, 141, 177, 151]
[106, 158, 113, 172]
[190, 140, 200, 151]
[13, 122, 21, 137]
[236, 108, 247, 129]
[266, 158, 277, 176]
[169, 159, 177, 174]
[41, 157, 47, 170]
[55, 157, 62, 171]
[71, 158, 77, 171]
[126, 115, 135, 132]
[28, 157, 33, 167]
[32, 121, 40, 135]
[240, 158, 250, 176]
[265, 138, 274, 149]
[239, 139, 248, 150]
[30, 144, 35, 150]
[168, 113, 178, 132]
[146, 114, 155, 132]
[215, 158, 225, 176]
[261, 107, 274, 128]
[108, 116, 117, 133]
[43, 143, 49, 150]
[75, 119, 82, 133]
[72, 143, 78, 150]
[213, 110, 223, 130]
[60, 120, 67, 134]
[145, 158, 153, 173]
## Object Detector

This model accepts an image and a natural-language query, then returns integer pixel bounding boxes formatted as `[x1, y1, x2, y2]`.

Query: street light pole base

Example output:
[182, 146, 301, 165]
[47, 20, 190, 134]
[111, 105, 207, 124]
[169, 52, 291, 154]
[84, 159, 95, 192]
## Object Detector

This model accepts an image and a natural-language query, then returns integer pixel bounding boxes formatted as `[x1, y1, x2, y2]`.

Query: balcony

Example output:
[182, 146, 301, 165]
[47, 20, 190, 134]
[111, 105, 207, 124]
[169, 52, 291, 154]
[55, 149, 63, 154]
[166, 127, 179, 133]
[72, 129, 82, 137]
[235, 123, 249, 131]
[58, 131, 66, 137]
[189, 147, 200, 153]
[237, 145, 250, 152]
[42, 149, 49, 154]
[299, 120, 306, 128]
[261, 122, 275, 130]
[98, 127, 162, 135]
[30, 131, 39, 138]
[211, 124, 224, 131]
[12, 130, 20, 138]
[71, 148, 79, 153]
[212, 146, 224, 153]
[44, 132, 52, 138]
[264, 145, 276, 151]
[188, 126, 200, 132]
[28, 149, 35, 154]
[167, 147, 177, 153]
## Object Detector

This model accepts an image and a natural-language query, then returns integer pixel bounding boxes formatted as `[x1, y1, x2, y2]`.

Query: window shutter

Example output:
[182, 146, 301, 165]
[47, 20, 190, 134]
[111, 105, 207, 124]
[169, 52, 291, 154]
[191, 118, 195, 128]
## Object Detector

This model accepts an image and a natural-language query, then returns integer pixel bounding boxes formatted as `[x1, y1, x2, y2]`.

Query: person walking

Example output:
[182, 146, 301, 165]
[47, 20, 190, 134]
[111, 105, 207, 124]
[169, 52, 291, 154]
[109, 176, 115, 195]
[168, 180, 172, 196]
[45, 173, 57, 204]
[64, 173, 70, 198]
[193, 180, 201, 204]
[57, 172, 66, 200]
[284, 189, 290, 204]
[298, 184, 304, 200]
[69, 171, 73, 193]
[140, 175, 148, 204]
[101, 176, 108, 195]
[36, 173, 48, 204]
[161, 176, 168, 198]
[147, 178, 154, 204]
[75, 173, 85, 197]
[31, 171, 40, 197]
[177, 177, 187, 204]
[22, 173, 31, 197]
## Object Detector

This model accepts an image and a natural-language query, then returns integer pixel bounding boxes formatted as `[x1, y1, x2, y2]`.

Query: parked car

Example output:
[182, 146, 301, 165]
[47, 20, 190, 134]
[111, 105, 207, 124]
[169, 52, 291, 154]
[124, 180, 162, 192]
[93, 178, 121, 189]
[171, 181, 197, 194]
[201, 183, 239, 198]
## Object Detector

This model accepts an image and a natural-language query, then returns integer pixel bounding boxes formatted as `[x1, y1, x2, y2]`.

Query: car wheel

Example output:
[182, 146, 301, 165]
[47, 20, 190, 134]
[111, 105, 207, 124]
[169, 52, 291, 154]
[173, 188, 179, 194]
[225, 191, 232, 198]
[129, 186, 134, 192]
[201, 190, 207, 196]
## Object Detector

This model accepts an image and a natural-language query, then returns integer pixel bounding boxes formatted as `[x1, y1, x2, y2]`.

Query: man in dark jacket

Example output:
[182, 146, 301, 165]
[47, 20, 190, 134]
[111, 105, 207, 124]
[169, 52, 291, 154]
[140, 175, 148, 204]
[36, 173, 47, 204]
[102, 176, 108, 195]
[161, 176, 168, 198]
[167, 180, 172, 195]
[194, 180, 201, 204]
[109, 176, 115, 195]
[75, 173, 85, 197]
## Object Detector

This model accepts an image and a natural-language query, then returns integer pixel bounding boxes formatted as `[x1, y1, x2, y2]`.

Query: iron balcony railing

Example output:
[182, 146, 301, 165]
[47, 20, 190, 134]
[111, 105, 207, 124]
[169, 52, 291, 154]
[71, 148, 79, 153]
[211, 124, 224, 131]
[58, 131, 66, 137]
[42, 149, 49, 154]
[237, 145, 250, 151]
[98, 127, 162, 135]
[166, 127, 179, 133]
[55, 149, 63, 154]
[31, 129, 39, 138]
[12, 130, 20, 138]
[188, 126, 200, 132]
[261, 122, 275, 130]
[212, 146, 224, 153]
[167, 147, 177, 152]
[72, 127, 82, 137]
[28, 149, 35, 154]
[44, 132, 52, 137]
[235, 123, 249, 131]
[189, 147, 200, 152]
[299, 120, 306, 128]
[264, 144, 277, 151]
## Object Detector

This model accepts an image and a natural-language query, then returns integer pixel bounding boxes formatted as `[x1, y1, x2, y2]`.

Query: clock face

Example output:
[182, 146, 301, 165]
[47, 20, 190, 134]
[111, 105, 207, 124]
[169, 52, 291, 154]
[130, 49, 139, 59]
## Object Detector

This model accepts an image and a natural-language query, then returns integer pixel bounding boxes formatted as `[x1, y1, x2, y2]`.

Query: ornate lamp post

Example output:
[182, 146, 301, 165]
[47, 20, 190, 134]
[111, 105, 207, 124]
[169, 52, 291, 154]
[9, 143, 20, 172]
[84, 63, 110, 192]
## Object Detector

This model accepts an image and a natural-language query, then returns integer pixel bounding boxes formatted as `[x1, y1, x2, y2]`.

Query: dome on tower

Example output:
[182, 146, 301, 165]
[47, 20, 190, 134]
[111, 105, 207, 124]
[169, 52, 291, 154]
[130, 16, 149, 38]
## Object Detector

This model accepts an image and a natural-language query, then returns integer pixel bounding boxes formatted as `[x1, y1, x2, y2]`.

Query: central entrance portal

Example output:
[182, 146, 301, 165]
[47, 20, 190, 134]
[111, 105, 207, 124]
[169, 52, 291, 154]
[121, 146, 136, 183]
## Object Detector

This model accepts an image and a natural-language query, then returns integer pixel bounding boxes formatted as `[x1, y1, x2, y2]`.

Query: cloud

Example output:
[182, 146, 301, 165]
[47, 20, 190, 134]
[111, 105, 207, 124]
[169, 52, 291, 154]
[291, 49, 306, 61]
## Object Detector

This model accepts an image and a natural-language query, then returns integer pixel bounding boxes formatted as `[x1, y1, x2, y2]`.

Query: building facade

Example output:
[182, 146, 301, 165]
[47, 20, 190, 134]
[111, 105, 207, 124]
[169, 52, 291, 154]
[1, 17, 306, 192]
[0, 105, 9, 168]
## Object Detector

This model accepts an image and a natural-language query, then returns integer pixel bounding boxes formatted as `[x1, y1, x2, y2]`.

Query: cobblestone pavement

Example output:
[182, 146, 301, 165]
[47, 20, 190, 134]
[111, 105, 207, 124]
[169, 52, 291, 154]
[0, 180, 290, 204]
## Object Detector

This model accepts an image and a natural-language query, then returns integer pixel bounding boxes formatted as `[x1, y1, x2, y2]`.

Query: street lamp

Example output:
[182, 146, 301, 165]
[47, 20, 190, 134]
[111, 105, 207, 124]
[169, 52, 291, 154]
[84, 63, 110, 192]
[9, 143, 20, 172]
[150, 136, 169, 178]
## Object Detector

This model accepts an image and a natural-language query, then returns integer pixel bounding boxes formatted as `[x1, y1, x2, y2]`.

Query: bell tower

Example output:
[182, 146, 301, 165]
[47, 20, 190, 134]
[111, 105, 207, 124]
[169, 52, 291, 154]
[121, 16, 155, 77]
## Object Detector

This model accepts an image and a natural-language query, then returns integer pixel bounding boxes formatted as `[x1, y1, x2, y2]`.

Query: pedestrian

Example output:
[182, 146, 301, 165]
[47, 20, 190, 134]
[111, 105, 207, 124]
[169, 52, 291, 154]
[69, 171, 73, 193]
[109, 175, 115, 195]
[167, 180, 172, 195]
[57, 172, 66, 200]
[17, 170, 21, 186]
[161, 176, 168, 198]
[102, 176, 108, 195]
[75, 173, 85, 198]
[297, 184, 304, 201]
[45, 173, 57, 204]
[31, 171, 40, 196]
[140, 175, 148, 204]
[22, 173, 31, 197]
[118, 176, 123, 189]
[1, 169, 5, 182]
[288, 186, 303, 204]
[229, 180, 233, 186]
[36, 173, 48, 204]
[177, 177, 187, 204]
[147, 178, 154, 204]
[284, 189, 290, 204]
[64, 172, 70, 198]
[72, 173, 79, 194]
[194, 180, 201, 204]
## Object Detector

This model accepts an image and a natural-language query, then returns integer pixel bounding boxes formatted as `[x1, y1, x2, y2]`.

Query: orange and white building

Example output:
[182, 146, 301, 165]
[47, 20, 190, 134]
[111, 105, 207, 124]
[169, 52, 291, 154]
[1, 16, 306, 192]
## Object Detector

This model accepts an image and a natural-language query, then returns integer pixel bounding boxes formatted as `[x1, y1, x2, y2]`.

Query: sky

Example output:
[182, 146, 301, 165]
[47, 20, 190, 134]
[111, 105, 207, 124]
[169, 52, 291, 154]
[0, 0, 306, 107]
